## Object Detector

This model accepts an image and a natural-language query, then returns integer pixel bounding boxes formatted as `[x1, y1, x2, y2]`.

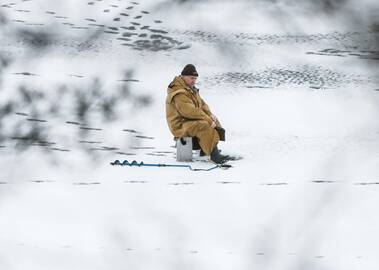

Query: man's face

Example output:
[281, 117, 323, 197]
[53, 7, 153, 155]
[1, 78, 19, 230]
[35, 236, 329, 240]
[182, 75, 197, 88]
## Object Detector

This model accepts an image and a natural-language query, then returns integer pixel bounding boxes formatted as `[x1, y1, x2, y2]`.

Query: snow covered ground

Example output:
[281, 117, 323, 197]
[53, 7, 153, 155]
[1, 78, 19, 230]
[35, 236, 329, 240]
[1, 0, 379, 269]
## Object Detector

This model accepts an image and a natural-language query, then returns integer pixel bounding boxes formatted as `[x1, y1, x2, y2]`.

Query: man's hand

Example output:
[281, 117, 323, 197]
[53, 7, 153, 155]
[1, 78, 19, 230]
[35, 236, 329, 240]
[211, 114, 218, 122]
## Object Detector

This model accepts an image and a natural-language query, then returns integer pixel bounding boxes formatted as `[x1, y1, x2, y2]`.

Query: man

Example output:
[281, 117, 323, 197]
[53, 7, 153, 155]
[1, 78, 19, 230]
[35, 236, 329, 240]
[165, 64, 228, 164]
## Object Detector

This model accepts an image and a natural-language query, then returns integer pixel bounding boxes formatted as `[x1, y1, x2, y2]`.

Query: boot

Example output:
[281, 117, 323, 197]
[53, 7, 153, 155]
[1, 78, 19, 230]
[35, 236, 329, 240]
[210, 146, 229, 164]
[200, 148, 222, 157]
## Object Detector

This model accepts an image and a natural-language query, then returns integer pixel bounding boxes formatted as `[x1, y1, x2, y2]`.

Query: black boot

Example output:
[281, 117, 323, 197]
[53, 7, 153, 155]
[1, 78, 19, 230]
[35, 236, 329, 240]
[210, 146, 228, 164]
[200, 148, 222, 157]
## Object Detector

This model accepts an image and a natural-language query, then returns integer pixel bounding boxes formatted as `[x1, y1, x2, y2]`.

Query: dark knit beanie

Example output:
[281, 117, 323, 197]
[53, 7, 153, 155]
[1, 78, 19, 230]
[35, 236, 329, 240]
[181, 64, 198, 77]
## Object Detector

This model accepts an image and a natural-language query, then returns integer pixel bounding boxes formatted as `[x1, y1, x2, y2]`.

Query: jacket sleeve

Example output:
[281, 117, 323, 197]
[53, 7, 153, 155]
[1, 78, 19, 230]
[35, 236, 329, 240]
[173, 94, 213, 125]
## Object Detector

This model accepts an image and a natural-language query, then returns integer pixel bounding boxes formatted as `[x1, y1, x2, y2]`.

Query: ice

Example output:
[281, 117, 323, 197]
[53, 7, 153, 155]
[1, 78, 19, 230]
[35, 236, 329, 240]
[0, 0, 379, 269]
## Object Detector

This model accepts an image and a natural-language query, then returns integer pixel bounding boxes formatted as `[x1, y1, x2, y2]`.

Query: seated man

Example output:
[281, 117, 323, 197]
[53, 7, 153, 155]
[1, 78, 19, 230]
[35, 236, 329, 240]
[165, 64, 228, 164]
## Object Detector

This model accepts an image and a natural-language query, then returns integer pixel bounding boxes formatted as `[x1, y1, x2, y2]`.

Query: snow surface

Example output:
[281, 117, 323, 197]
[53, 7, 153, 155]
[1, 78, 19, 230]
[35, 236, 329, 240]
[0, 0, 379, 269]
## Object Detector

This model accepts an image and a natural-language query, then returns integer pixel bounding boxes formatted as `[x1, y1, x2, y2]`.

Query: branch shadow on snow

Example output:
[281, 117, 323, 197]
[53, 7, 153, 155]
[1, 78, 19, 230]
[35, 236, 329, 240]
[0, 73, 152, 161]
[0, 23, 152, 163]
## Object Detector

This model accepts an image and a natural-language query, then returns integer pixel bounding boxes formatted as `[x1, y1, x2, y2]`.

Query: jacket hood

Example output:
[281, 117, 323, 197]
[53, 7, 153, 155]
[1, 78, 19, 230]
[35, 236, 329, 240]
[167, 76, 191, 94]
[166, 76, 192, 103]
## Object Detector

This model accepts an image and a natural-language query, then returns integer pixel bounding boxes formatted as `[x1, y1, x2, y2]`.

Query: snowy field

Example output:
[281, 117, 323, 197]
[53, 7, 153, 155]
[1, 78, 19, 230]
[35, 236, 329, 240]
[0, 0, 379, 269]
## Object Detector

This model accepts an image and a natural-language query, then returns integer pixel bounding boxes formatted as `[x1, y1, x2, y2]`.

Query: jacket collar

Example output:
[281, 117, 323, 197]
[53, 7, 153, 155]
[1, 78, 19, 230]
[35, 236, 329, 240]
[168, 76, 200, 94]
